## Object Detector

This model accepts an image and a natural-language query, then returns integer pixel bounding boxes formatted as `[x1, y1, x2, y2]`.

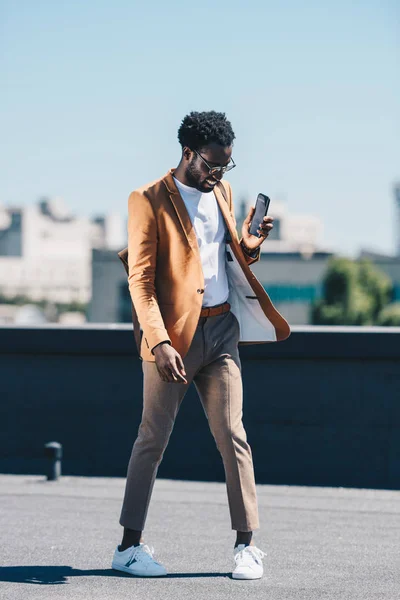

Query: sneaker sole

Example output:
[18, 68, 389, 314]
[112, 562, 167, 577]
[232, 571, 263, 580]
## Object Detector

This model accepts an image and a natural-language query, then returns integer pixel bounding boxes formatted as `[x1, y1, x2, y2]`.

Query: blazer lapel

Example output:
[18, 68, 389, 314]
[163, 171, 238, 258]
[163, 170, 200, 259]
[213, 182, 239, 244]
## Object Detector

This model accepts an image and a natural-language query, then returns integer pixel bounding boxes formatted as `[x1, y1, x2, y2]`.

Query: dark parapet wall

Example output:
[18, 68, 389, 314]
[0, 324, 399, 489]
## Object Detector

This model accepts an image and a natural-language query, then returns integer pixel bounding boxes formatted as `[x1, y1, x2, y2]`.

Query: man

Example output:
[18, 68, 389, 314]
[112, 111, 290, 579]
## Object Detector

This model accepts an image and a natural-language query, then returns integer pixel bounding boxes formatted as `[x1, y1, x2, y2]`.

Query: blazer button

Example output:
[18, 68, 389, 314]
[197, 288, 204, 294]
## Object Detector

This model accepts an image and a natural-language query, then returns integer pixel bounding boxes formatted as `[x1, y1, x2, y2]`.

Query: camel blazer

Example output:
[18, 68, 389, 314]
[118, 169, 291, 361]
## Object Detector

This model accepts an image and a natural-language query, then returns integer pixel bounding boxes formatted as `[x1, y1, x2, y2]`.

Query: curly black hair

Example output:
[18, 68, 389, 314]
[177, 111, 235, 151]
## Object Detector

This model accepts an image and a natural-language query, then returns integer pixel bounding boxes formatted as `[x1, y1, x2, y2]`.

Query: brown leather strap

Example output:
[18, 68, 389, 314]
[200, 302, 230, 318]
[217, 181, 228, 203]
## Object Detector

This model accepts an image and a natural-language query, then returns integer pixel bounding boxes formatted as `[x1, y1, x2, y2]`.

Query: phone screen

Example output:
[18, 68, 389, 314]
[249, 193, 270, 237]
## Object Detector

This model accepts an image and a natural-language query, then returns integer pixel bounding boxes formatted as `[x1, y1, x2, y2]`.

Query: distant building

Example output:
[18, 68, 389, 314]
[90, 249, 127, 323]
[0, 197, 126, 304]
[238, 197, 328, 255]
[90, 247, 400, 327]
[89, 248, 334, 326]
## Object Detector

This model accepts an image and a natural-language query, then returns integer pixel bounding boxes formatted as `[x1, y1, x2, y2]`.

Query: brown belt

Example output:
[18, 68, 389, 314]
[200, 301, 231, 318]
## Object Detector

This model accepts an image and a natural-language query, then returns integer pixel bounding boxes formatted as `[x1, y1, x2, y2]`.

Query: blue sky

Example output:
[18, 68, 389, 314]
[1, 0, 399, 256]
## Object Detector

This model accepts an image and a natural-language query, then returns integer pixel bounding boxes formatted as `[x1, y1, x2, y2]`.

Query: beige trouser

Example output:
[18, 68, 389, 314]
[119, 309, 259, 532]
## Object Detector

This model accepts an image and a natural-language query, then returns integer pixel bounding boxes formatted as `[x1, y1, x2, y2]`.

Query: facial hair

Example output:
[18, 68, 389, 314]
[185, 158, 213, 193]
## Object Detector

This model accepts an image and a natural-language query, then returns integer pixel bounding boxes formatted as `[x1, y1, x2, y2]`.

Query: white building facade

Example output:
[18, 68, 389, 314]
[0, 197, 126, 304]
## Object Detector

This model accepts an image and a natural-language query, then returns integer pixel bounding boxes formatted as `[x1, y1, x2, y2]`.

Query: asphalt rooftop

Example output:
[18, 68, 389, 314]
[0, 475, 399, 600]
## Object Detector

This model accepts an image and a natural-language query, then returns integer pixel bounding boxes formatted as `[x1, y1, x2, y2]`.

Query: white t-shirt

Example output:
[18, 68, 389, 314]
[173, 177, 229, 308]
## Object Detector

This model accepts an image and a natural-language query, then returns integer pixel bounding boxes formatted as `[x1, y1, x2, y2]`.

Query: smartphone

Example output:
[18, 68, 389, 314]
[249, 193, 271, 237]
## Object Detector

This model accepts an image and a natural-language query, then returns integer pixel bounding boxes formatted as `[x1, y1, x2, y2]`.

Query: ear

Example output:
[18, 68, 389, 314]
[182, 146, 192, 161]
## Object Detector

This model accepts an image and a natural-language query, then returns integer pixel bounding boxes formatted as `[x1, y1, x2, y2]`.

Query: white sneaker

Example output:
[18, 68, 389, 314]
[232, 544, 266, 580]
[112, 542, 167, 577]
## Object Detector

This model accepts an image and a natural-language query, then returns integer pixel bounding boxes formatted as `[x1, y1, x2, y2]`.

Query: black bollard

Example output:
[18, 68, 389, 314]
[44, 441, 62, 481]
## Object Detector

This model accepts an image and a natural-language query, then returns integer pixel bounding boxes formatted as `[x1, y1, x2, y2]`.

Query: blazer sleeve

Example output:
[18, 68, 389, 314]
[225, 182, 261, 266]
[127, 190, 171, 352]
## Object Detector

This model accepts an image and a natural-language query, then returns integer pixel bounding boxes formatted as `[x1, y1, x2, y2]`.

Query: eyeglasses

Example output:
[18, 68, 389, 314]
[192, 149, 236, 176]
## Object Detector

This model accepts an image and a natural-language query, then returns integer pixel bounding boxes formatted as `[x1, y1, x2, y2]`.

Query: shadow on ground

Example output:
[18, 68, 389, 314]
[0, 566, 232, 584]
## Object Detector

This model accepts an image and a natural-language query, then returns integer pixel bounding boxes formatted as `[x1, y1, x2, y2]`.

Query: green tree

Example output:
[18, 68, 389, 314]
[376, 303, 400, 326]
[357, 259, 392, 320]
[311, 257, 393, 325]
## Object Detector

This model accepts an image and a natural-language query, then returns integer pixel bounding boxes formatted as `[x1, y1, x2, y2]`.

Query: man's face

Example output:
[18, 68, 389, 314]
[184, 142, 233, 193]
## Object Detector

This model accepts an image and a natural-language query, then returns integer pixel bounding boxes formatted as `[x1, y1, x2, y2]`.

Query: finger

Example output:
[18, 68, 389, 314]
[169, 359, 188, 384]
[171, 370, 187, 384]
[176, 354, 187, 377]
[257, 229, 268, 237]
[165, 367, 178, 383]
[171, 371, 186, 384]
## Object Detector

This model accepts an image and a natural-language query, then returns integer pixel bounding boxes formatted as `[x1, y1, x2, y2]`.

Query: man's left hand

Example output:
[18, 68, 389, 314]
[241, 207, 274, 251]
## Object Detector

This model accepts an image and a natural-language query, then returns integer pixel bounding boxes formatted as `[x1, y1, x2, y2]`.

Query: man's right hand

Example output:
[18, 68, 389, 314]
[152, 342, 188, 384]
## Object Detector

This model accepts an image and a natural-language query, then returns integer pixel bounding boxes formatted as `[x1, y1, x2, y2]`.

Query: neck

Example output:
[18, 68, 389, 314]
[173, 160, 194, 187]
